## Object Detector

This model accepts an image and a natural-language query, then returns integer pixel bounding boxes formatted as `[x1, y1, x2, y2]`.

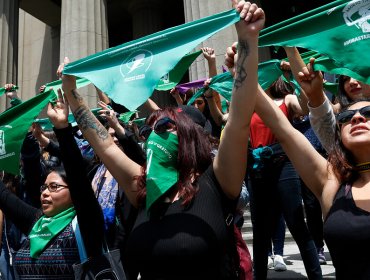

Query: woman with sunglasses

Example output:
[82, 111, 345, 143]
[283, 47, 370, 153]
[0, 91, 106, 279]
[253, 56, 370, 278]
[57, 1, 263, 279]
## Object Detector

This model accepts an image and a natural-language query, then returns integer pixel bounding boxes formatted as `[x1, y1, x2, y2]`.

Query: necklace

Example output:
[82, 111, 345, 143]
[356, 161, 370, 173]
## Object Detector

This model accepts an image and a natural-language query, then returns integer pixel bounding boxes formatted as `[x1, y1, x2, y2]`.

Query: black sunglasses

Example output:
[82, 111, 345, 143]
[336, 105, 370, 125]
[139, 117, 176, 140]
[40, 182, 69, 193]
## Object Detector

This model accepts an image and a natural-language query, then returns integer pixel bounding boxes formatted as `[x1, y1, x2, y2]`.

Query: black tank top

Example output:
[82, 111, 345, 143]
[324, 183, 370, 280]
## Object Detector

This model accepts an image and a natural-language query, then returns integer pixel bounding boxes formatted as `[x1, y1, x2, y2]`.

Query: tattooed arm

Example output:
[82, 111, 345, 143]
[213, 1, 265, 199]
[57, 60, 141, 208]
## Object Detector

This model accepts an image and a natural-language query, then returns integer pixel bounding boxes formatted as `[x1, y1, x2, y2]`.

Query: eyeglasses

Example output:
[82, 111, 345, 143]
[40, 182, 69, 193]
[139, 117, 176, 140]
[336, 105, 370, 125]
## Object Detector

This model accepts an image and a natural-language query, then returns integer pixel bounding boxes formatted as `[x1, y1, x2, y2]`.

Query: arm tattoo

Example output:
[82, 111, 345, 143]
[234, 40, 249, 90]
[74, 106, 109, 141]
[71, 89, 84, 103]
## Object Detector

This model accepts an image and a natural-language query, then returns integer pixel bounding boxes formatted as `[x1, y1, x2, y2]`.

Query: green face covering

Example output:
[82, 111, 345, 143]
[29, 207, 76, 258]
[145, 131, 179, 211]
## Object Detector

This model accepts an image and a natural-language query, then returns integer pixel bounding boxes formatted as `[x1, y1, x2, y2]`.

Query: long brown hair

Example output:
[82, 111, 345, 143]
[327, 100, 370, 183]
[135, 107, 214, 209]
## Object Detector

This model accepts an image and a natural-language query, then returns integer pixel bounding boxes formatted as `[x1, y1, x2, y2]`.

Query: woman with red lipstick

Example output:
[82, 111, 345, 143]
[253, 55, 370, 278]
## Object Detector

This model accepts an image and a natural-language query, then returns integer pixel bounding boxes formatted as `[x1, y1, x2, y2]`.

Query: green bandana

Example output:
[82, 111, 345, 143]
[29, 207, 76, 258]
[145, 131, 179, 211]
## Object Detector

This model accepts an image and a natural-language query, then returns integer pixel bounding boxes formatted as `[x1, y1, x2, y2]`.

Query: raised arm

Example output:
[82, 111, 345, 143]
[213, 1, 264, 199]
[255, 84, 330, 201]
[47, 90, 105, 258]
[58, 59, 141, 208]
[201, 47, 217, 78]
[203, 81, 228, 126]
[283, 47, 327, 109]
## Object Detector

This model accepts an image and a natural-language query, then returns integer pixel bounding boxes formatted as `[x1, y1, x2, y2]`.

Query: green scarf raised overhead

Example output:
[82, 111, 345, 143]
[155, 50, 202, 91]
[259, 0, 370, 84]
[44, 77, 91, 92]
[0, 89, 56, 175]
[187, 59, 282, 104]
[63, 9, 240, 111]
[29, 207, 76, 258]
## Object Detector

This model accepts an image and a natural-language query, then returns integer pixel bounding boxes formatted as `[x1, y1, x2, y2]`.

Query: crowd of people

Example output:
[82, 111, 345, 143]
[1, 0, 370, 279]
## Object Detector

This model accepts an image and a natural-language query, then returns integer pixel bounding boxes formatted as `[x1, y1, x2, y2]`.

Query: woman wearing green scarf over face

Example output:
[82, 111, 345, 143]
[59, 1, 264, 279]
[0, 89, 105, 279]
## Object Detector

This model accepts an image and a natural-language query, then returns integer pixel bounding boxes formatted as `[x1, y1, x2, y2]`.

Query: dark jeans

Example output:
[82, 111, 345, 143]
[248, 146, 322, 280]
[268, 214, 286, 256]
[301, 179, 325, 250]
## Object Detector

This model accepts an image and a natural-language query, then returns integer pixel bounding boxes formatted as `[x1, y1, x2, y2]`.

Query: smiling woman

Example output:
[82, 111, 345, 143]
[0, 91, 105, 278]
[254, 72, 370, 278]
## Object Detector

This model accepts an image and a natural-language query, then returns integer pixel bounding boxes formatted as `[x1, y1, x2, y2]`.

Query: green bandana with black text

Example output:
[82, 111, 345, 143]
[145, 131, 179, 211]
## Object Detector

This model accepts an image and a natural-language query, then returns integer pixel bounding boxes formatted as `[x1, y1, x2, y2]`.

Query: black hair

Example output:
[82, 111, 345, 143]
[337, 75, 352, 107]
[46, 164, 68, 185]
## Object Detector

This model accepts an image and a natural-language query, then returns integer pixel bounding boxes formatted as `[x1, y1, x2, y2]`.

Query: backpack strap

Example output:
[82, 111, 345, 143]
[71, 216, 88, 263]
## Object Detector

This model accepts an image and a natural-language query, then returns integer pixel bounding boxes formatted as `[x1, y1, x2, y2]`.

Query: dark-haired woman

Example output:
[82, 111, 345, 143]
[254, 54, 370, 278]
[310, 73, 370, 152]
[283, 47, 370, 153]
[0, 92, 105, 279]
[58, 1, 263, 279]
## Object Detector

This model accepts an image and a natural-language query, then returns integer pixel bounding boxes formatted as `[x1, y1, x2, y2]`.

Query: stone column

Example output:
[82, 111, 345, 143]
[183, 0, 237, 81]
[0, 0, 19, 111]
[60, 0, 109, 108]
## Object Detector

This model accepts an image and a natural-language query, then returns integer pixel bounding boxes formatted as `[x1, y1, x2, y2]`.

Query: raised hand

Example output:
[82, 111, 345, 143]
[201, 47, 216, 62]
[280, 61, 291, 72]
[232, 0, 265, 39]
[47, 89, 69, 129]
[297, 58, 324, 101]
[4, 83, 18, 99]
[224, 42, 238, 77]
[39, 85, 47, 93]
[56, 57, 76, 93]
[98, 101, 119, 129]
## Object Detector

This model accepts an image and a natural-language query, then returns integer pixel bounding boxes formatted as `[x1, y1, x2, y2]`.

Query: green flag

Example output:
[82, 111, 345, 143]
[0, 90, 56, 175]
[155, 50, 202, 91]
[259, 0, 370, 83]
[63, 9, 240, 111]
[187, 71, 234, 105]
[44, 77, 91, 92]
[187, 59, 283, 104]
[118, 111, 137, 123]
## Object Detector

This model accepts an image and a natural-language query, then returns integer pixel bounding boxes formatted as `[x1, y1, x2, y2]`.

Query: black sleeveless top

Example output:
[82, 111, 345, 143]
[124, 165, 238, 279]
[324, 183, 370, 280]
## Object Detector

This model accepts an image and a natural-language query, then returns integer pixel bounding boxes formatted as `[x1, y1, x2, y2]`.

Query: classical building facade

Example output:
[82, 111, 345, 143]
[0, 0, 329, 112]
